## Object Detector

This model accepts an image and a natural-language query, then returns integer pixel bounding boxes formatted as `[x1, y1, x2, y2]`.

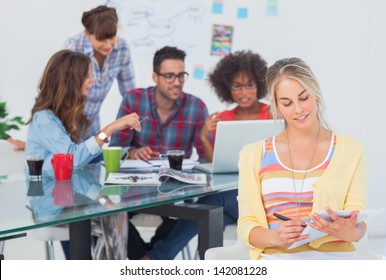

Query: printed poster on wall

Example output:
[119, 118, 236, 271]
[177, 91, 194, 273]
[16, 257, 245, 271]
[210, 24, 233, 56]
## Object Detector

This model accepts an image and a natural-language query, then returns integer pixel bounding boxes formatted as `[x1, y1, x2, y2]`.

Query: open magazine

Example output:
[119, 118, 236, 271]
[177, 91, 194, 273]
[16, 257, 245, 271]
[105, 167, 208, 186]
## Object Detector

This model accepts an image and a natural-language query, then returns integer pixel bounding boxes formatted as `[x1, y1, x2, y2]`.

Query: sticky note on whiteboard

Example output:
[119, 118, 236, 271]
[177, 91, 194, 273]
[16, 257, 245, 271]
[266, 4, 278, 16]
[212, 1, 224, 14]
[237, 8, 248, 19]
[193, 66, 205, 80]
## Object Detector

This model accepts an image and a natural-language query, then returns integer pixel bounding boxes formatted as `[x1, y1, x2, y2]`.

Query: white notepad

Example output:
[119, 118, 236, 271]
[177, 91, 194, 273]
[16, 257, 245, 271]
[288, 208, 385, 249]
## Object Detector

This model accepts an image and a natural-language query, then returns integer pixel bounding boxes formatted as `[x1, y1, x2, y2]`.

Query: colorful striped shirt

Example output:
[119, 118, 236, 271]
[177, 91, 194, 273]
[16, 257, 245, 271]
[260, 134, 336, 229]
[110, 87, 209, 160]
[63, 32, 136, 138]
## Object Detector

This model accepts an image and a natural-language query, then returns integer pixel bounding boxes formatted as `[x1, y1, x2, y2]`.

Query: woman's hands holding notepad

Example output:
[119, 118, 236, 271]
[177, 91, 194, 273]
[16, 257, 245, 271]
[308, 207, 366, 242]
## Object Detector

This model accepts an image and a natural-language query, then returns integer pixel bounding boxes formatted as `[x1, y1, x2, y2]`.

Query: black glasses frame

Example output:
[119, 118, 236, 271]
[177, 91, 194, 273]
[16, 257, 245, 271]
[156, 72, 189, 83]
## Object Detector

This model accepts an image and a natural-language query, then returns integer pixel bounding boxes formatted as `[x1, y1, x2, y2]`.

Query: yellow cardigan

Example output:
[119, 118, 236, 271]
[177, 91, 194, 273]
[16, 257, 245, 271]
[237, 133, 368, 259]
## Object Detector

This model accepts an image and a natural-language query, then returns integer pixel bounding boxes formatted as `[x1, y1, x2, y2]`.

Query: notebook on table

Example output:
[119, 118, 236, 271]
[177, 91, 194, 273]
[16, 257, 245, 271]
[195, 119, 284, 173]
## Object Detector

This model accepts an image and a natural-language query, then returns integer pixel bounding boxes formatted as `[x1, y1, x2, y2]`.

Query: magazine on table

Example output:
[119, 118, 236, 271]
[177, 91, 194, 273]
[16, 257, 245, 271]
[104, 167, 208, 186]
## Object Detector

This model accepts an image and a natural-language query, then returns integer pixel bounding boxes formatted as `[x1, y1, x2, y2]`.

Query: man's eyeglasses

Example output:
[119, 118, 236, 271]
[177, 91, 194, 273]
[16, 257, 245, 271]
[231, 82, 257, 91]
[156, 72, 189, 83]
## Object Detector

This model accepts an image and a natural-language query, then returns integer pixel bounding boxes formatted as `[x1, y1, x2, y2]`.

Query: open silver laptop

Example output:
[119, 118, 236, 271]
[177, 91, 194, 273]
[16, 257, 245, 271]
[195, 119, 284, 173]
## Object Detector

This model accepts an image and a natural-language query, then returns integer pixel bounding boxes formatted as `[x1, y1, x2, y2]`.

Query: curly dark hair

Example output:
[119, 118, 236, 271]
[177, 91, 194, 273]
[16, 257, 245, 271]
[208, 50, 268, 104]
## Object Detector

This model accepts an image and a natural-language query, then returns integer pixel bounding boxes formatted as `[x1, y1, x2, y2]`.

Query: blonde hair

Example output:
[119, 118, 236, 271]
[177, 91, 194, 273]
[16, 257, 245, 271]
[266, 57, 327, 127]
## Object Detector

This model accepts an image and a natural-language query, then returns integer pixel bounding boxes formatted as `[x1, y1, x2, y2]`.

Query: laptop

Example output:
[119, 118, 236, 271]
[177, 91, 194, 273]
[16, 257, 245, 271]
[195, 119, 284, 173]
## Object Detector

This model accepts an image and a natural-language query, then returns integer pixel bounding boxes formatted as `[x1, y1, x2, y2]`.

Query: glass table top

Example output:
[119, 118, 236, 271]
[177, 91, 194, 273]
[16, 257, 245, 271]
[0, 163, 238, 237]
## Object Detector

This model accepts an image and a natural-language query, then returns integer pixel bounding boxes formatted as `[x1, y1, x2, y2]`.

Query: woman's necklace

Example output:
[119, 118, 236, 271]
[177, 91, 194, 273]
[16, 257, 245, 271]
[286, 126, 321, 219]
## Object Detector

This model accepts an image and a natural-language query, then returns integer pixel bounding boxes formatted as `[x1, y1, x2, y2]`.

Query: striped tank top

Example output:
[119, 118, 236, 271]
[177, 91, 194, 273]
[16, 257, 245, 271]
[260, 133, 336, 230]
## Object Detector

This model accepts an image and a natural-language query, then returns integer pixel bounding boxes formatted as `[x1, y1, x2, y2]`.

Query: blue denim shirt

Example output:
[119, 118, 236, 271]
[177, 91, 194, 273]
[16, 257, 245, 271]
[25, 110, 101, 170]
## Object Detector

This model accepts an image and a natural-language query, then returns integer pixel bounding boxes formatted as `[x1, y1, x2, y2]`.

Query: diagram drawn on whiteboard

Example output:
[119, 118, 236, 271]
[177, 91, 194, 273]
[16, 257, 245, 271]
[107, 0, 209, 58]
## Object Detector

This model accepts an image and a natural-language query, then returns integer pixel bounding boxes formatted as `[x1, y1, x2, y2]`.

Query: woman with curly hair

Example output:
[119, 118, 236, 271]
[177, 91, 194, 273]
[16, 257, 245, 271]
[25, 49, 140, 169]
[200, 50, 271, 162]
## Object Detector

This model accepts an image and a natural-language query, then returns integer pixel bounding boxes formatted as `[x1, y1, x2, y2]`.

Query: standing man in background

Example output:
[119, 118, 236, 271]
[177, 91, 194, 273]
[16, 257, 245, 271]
[64, 5, 135, 138]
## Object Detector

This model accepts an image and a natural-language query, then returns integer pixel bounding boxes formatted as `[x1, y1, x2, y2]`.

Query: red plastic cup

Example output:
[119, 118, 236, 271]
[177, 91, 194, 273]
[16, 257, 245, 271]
[51, 153, 74, 180]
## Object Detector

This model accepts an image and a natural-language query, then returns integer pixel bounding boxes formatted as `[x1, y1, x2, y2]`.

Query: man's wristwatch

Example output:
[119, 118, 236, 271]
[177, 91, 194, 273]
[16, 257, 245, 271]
[97, 131, 109, 143]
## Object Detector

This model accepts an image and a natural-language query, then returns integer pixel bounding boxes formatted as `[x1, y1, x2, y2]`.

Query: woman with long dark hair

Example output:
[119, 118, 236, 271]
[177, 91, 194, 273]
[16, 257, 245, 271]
[26, 49, 140, 169]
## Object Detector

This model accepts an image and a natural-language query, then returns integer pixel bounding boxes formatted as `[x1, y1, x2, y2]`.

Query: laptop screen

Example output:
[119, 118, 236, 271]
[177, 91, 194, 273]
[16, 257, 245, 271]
[211, 119, 284, 173]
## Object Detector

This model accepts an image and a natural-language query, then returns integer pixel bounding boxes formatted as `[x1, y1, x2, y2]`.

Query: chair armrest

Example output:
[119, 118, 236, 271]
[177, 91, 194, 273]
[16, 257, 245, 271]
[205, 238, 250, 260]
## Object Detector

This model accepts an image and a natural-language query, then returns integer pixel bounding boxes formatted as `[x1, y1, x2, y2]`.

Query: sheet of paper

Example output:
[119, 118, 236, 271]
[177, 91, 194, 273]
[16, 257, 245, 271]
[148, 159, 197, 169]
[120, 159, 153, 169]
[288, 208, 385, 249]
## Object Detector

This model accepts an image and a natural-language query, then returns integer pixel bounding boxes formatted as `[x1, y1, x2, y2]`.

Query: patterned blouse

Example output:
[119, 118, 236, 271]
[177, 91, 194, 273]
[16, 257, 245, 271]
[260, 134, 336, 229]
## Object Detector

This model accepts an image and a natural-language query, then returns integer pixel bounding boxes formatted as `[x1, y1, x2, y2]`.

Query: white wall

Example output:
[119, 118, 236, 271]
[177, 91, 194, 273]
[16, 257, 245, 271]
[0, 0, 105, 136]
[1, 0, 385, 209]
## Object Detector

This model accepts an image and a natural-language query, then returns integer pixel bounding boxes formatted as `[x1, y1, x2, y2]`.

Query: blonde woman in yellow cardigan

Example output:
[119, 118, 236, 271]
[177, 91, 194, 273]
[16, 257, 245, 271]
[237, 57, 367, 260]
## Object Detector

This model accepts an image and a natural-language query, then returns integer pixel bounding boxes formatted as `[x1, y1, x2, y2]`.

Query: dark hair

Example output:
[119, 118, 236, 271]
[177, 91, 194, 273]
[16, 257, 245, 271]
[81, 5, 118, 40]
[153, 46, 186, 73]
[27, 50, 91, 143]
[208, 50, 268, 104]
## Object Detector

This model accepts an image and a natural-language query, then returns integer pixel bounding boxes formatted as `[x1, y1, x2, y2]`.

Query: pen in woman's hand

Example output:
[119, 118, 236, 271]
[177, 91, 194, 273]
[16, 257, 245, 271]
[273, 212, 307, 227]
[130, 116, 149, 130]
[273, 212, 292, 221]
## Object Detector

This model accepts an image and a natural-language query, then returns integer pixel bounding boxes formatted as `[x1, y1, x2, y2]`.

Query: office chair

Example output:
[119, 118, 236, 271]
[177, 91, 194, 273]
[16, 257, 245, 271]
[205, 236, 249, 260]
[187, 223, 239, 260]
[353, 231, 386, 259]
[28, 226, 69, 260]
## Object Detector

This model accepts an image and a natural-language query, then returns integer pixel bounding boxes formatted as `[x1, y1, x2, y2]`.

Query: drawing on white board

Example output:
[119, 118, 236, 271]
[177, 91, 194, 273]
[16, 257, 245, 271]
[107, 0, 208, 57]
